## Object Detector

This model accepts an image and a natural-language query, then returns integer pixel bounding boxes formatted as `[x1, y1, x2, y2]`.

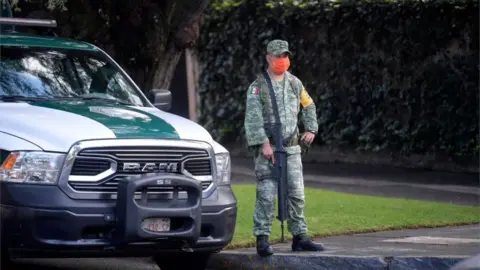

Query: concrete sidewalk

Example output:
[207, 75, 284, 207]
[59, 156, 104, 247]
[210, 225, 480, 270]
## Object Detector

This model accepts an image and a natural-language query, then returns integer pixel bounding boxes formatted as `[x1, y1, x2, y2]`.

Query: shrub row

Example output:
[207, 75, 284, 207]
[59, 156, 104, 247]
[197, 0, 479, 161]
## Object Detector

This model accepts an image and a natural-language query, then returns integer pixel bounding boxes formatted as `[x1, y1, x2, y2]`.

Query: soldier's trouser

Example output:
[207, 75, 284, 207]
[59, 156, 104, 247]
[252, 145, 308, 236]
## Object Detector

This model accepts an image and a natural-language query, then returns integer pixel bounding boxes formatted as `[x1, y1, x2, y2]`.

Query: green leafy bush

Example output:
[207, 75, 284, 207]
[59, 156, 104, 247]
[197, 0, 479, 160]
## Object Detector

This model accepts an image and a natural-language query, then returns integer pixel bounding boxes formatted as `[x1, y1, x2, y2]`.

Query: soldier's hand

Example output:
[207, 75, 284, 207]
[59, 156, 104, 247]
[301, 132, 316, 145]
[262, 142, 275, 164]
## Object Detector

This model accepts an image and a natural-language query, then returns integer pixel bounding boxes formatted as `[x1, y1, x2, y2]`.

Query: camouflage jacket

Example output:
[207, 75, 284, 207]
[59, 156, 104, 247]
[244, 71, 318, 147]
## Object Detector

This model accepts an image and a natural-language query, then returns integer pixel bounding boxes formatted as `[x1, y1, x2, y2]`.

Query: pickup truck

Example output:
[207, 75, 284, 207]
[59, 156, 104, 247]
[0, 16, 237, 270]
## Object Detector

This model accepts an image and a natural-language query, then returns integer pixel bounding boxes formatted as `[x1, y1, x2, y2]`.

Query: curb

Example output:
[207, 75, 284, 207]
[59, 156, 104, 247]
[208, 252, 470, 270]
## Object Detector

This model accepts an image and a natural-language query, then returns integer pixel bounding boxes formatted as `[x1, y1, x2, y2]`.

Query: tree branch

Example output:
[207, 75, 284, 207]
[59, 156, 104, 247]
[172, 0, 211, 50]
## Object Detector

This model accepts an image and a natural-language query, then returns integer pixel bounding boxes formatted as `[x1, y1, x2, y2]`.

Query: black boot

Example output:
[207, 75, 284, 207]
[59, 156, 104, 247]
[291, 234, 325, 252]
[256, 235, 274, 257]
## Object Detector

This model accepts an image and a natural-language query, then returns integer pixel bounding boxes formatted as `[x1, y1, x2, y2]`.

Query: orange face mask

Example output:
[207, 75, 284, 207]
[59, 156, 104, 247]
[271, 57, 290, 74]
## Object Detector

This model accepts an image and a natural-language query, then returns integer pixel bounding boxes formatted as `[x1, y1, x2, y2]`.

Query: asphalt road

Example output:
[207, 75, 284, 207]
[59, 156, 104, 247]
[5, 158, 479, 269]
[8, 257, 215, 270]
[232, 157, 480, 206]
[7, 257, 159, 270]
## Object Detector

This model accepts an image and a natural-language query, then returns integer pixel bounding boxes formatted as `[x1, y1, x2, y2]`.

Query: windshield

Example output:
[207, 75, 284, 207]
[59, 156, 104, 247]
[0, 45, 149, 106]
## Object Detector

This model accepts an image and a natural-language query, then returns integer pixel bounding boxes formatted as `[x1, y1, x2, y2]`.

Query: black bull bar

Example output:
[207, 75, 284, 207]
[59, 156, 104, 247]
[112, 173, 203, 246]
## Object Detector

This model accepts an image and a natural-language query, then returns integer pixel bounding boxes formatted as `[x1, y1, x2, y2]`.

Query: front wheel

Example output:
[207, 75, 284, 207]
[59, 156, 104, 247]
[154, 252, 212, 270]
[1, 247, 13, 270]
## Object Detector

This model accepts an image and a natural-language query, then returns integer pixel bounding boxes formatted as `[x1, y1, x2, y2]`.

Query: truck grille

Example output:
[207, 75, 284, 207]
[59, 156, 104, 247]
[68, 146, 213, 193]
[71, 159, 111, 176]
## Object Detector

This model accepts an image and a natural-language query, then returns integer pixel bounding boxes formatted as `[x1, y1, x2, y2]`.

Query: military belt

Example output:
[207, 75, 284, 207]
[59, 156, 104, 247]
[268, 136, 298, 147]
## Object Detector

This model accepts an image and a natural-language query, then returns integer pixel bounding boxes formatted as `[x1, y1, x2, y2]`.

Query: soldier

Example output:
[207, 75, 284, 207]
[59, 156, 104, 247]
[244, 39, 326, 257]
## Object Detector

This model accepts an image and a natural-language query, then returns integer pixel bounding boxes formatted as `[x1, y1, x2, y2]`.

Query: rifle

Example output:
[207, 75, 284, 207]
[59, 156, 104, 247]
[263, 70, 289, 243]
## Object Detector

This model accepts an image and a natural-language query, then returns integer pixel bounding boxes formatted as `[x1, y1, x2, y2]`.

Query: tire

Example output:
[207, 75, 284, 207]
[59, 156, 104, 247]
[0, 248, 13, 270]
[154, 252, 212, 270]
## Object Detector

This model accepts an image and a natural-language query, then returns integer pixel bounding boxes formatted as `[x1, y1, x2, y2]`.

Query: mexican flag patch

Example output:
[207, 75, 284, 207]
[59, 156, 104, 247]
[250, 87, 259, 95]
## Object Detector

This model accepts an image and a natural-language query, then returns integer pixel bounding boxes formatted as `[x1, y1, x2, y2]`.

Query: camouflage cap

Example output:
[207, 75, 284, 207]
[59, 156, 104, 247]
[266, 39, 292, 56]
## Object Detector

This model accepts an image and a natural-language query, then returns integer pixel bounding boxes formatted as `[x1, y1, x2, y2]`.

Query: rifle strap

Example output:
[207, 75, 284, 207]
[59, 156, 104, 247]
[262, 70, 283, 148]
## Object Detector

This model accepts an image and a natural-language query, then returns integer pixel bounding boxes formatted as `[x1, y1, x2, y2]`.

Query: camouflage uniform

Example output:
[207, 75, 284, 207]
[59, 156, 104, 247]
[244, 40, 318, 238]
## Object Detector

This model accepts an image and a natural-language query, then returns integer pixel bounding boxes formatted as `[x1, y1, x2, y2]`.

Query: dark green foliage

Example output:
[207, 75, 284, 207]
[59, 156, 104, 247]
[197, 0, 479, 160]
[9, 0, 212, 91]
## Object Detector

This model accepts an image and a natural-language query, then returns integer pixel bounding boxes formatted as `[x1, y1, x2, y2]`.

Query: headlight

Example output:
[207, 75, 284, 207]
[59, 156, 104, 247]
[0, 151, 66, 184]
[215, 152, 231, 185]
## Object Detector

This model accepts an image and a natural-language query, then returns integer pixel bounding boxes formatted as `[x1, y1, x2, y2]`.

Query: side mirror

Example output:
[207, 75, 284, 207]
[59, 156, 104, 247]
[149, 89, 171, 111]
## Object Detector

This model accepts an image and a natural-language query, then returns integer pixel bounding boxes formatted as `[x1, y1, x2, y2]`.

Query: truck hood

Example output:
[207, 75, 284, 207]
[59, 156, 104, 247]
[0, 100, 220, 153]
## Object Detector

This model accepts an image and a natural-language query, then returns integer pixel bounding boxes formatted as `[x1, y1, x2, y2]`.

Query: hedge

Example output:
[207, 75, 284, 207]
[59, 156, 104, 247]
[197, 0, 479, 161]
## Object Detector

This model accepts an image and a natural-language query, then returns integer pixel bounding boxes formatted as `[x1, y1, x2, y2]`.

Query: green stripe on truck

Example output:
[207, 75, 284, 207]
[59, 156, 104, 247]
[30, 100, 180, 139]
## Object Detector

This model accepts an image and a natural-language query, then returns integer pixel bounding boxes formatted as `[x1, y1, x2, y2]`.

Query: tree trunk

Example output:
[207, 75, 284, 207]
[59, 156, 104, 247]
[147, 0, 210, 91]
[149, 41, 182, 91]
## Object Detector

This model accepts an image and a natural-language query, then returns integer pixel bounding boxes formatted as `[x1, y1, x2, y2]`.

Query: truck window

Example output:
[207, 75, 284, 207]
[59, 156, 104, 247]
[0, 46, 149, 107]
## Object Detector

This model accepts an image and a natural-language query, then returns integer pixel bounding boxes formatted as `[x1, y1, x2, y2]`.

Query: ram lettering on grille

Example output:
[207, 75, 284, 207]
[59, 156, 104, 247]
[122, 162, 179, 173]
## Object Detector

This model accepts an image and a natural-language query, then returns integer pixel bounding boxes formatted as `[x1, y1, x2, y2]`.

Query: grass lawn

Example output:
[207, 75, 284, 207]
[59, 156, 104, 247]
[227, 184, 480, 249]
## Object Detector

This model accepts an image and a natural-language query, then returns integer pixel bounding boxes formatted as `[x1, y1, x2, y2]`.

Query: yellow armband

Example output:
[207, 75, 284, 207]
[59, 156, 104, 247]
[300, 87, 313, 108]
